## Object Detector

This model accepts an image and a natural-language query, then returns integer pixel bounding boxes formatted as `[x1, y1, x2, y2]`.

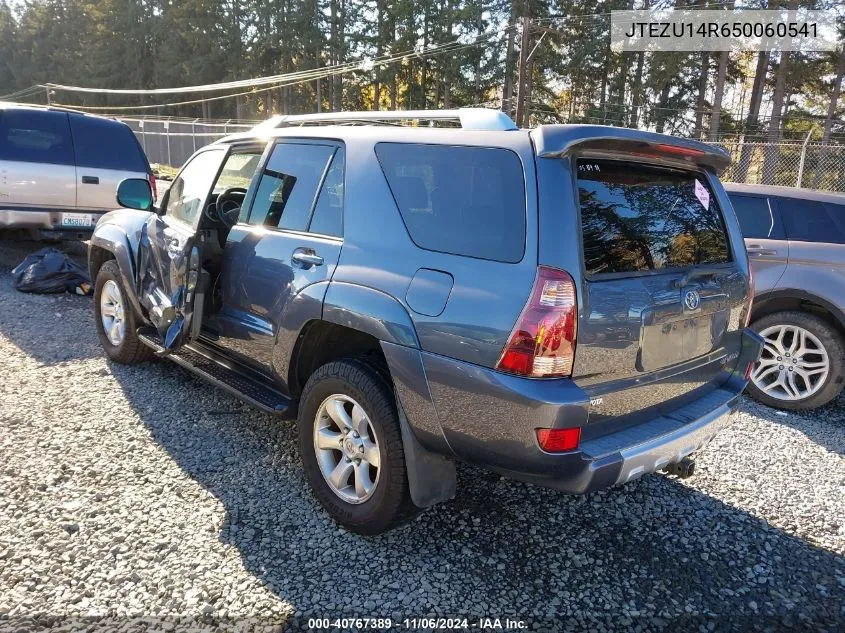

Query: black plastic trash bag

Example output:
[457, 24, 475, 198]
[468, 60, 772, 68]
[11, 248, 93, 295]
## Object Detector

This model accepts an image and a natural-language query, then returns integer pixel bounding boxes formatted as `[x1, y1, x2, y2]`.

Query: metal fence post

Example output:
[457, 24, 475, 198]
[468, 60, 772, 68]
[164, 121, 172, 167]
[796, 130, 813, 188]
[192, 119, 198, 153]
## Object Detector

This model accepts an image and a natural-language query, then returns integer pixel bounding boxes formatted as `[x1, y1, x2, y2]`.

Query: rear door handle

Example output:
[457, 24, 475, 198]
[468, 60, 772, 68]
[292, 248, 324, 268]
[81, 175, 100, 185]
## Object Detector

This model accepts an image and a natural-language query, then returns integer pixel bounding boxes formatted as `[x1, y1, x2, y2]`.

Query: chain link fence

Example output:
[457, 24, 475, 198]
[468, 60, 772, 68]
[713, 140, 845, 192]
[121, 116, 845, 193]
[120, 118, 254, 169]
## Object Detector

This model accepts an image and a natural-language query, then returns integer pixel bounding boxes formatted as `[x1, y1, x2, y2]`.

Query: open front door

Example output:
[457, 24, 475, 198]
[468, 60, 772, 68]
[135, 147, 229, 351]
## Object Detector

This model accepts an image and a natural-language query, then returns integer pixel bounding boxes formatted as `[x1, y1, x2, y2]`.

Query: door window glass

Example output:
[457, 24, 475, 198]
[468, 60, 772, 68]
[779, 197, 845, 244]
[577, 160, 731, 275]
[728, 194, 783, 239]
[0, 109, 74, 165]
[248, 143, 335, 231]
[164, 148, 227, 228]
[308, 147, 345, 237]
[69, 115, 147, 171]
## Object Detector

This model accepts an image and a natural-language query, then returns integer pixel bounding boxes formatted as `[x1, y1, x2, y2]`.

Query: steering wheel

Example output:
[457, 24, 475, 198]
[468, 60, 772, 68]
[215, 187, 248, 228]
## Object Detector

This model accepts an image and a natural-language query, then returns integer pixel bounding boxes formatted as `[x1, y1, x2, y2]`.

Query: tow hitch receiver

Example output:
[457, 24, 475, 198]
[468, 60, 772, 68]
[663, 457, 696, 479]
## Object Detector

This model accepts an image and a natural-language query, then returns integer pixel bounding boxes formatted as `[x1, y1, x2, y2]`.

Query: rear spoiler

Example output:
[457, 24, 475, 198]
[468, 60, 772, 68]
[531, 125, 731, 174]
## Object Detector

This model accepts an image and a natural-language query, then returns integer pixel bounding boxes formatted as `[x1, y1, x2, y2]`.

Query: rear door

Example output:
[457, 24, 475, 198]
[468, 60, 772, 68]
[69, 115, 150, 213]
[136, 147, 228, 350]
[0, 108, 76, 211]
[729, 192, 788, 293]
[573, 158, 748, 427]
[773, 195, 845, 296]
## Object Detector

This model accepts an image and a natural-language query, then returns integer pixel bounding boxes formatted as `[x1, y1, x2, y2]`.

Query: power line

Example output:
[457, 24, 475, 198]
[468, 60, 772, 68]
[45, 25, 514, 100]
[52, 28, 513, 112]
[0, 85, 43, 101]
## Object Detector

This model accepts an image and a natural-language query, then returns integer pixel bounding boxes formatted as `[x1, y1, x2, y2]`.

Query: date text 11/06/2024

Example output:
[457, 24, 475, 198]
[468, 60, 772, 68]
[307, 617, 528, 630]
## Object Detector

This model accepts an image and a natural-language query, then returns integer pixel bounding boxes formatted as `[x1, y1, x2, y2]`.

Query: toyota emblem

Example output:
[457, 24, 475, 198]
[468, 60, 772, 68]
[683, 289, 701, 311]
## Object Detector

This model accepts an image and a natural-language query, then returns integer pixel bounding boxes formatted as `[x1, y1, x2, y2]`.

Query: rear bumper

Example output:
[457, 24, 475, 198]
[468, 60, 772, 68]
[420, 328, 762, 494]
[0, 209, 103, 231]
[568, 394, 739, 492]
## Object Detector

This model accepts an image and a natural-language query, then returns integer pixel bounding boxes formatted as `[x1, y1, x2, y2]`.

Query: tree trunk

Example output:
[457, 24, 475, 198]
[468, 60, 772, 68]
[329, 0, 338, 111]
[501, 1, 517, 113]
[736, 50, 769, 182]
[692, 53, 708, 139]
[629, 52, 644, 128]
[708, 51, 728, 141]
[812, 47, 845, 187]
[762, 0, 799, 184]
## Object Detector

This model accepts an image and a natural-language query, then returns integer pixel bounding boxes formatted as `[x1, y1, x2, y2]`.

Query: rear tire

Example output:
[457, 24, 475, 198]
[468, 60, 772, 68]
[746, 310, 845, 410]
[297, 358, 419, 535]
[93, 260, 153, 365]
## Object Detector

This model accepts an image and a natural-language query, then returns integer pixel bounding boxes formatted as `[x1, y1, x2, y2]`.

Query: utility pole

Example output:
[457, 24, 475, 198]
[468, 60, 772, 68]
[515, 16, 531, 128]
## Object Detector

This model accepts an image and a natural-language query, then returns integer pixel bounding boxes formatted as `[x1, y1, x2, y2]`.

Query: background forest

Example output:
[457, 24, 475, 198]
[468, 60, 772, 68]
[0, 0, 843, 148]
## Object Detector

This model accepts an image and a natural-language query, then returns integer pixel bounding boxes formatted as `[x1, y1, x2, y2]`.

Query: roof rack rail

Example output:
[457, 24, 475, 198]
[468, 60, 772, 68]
[250, 108, 518, 132]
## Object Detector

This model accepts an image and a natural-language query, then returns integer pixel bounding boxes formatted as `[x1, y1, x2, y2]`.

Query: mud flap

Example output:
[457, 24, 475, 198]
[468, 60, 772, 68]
[398, 405, 456, 508]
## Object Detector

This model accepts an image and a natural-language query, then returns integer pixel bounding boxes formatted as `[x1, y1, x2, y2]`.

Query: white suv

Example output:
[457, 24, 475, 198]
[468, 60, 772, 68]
[0, 103, 153, 240]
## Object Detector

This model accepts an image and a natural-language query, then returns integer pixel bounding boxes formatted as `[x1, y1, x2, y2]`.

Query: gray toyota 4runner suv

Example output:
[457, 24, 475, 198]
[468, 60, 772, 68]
[88, 109, 762, 534]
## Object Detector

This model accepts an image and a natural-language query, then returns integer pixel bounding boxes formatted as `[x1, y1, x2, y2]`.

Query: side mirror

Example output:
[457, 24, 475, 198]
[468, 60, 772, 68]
[116, 178, 154, 211]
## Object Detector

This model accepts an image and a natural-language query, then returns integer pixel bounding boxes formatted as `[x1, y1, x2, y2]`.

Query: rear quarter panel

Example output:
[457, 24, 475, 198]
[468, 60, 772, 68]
[331, 130, 539, 369]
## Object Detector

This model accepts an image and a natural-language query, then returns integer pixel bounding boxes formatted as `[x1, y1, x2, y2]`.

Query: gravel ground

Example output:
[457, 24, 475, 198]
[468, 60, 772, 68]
[0, 237, 843, 632]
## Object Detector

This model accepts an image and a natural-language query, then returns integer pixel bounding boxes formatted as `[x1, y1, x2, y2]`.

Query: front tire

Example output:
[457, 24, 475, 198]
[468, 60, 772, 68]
[746, 310, 845, 410]
[93, 260, 153, 365]
[297, 358, 418, 535]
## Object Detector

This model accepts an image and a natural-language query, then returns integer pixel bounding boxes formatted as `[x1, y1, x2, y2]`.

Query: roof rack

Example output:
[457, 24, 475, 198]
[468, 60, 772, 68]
[250, 108, 518, 132]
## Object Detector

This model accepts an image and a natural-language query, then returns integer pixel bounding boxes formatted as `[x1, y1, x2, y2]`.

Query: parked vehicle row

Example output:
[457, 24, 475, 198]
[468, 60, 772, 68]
[87, 109, 761, 533]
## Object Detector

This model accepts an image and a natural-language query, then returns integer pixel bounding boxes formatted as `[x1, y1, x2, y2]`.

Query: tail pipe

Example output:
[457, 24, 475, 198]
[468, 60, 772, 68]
[664, 457, 696, 479]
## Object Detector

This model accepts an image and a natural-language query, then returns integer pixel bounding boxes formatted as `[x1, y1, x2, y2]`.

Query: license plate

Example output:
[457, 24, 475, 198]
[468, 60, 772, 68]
[60, 213, 95, 228]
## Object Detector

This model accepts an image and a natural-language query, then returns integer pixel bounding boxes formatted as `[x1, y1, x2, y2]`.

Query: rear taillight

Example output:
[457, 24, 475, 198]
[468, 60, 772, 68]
[743, 262, 755, 327]
[496, 266, 577, 378]
[536, 427, 581, 453]
[149, 173, 158, 202]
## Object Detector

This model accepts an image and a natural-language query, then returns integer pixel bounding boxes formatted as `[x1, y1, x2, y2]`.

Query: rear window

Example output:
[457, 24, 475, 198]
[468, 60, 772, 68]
[69, 115, 147, 172]
[577, 159, 731, 275]
[776, 197, 845, 244]
[375, 143, 526, 263]
[0, 109, 74, 165]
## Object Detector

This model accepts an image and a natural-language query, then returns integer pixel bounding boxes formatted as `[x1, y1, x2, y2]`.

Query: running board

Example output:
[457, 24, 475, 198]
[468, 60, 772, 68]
[138, 331, 292, 417]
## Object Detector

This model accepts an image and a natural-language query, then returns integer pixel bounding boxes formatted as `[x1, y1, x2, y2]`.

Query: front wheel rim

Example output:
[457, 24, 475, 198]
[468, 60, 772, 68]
[99, 279, 126, 346]
[751, 324, 830, 401]
[313, 394, 381, 504]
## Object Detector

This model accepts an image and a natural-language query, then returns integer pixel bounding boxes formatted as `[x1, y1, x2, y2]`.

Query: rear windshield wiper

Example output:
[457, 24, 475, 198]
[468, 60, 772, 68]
[673, 265, 732, 288]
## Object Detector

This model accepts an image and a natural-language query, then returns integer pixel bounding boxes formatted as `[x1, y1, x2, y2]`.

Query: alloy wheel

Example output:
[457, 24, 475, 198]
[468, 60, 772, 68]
[751, 324, 830, 402]
[313, 394, 381, 504]
[100, 280, 126, 346]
